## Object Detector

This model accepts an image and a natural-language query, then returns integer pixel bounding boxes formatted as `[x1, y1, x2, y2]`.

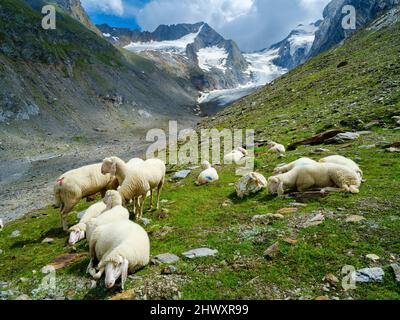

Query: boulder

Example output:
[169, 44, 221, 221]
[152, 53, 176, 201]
[235, 172, 267, 198]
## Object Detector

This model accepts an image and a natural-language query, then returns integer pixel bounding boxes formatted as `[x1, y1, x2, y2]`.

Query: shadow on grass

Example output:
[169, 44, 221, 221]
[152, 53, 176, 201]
[10, 227, 66, 249]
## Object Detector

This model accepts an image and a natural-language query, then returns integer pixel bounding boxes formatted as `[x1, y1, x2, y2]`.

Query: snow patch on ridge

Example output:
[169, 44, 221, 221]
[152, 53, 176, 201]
[197, 46, 228, 72]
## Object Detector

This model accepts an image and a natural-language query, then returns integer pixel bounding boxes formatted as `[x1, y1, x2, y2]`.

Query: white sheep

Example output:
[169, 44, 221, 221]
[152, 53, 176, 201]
[224, 147, 248, 164]
[68, 190, 123, 245]
[268, 163, 361, 196]
[268, 141, 286, 153]
[319, 155, 363, 181]
[87, 220, 150, 289]
[0, 218, 4, 231]
[68, 201, 107, 245]
[197, 161, 219, 185]
[274, 157, 317, 174]
[85, 192, 130, 244]
[54, 163, 119, 231]
[119, 159, 166, 219]
[101, 157, 144, 185]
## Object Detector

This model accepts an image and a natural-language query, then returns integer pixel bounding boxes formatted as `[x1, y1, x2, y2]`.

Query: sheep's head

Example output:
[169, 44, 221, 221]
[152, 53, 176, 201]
[201, 161, 211, 170]
[68, 229, 85, 245]
[103, 256, 129, 289]
[102, 158, 117, 176]
[103, 190, 122, 209]
[236, 147, 248, 156]
[267, 176, 284, 195]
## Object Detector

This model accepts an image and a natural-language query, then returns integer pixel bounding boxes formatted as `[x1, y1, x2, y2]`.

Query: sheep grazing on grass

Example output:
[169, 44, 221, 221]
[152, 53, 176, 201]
[87, 220, 150, 289]
[274, 157, 317, 174]
[119, 159, 166, 219]
[101, 157, 144, 185]
[224, 147, 248, 164]
[54, 164, 119, 231]
[268, 141, 286, 153]
[319, 155, 363, 181]
[86, 191, 130, 243]
[268, 163, 361, 196]
[197, 161, 219, 185]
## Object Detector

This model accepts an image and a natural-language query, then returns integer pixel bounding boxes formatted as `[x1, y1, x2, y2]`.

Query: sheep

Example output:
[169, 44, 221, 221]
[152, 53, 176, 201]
[224, 147, 248, 164]
[0, 218, 3, 231]
[274, 157, 317, 174]
[197, 161, 219, 185]
[101, 157, 144, 185]
[54, 164, 119, 231]
[268, 163, 361, 196]
[68, 201, 107, 245]
[268, 141, 286, 153]
[68, 190, 125, 245]
[85, 191, 130, 243]
[319, 155, 363, 181]
[87, 220, 150, 289]
[119, 159, 166, 219]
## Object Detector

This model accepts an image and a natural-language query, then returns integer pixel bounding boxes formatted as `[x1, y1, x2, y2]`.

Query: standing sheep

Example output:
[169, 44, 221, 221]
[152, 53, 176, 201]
[197, 161, 219, 185]
[268, 163, 361, 196]
[87, 220, 150, 289]
[101, 157, 144, 185]
[274, 157, 317, 174]
[119, 159, 166, 218]
[319, 155, 363, 181]
[54, 163, 119, 231]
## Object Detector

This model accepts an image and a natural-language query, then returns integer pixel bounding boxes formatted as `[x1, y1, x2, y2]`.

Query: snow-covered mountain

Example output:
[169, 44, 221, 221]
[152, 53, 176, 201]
[98, 22, 250, 92]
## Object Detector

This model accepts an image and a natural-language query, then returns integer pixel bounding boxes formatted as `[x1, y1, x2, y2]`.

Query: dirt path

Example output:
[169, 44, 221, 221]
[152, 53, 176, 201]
[0, 137, 152, 223]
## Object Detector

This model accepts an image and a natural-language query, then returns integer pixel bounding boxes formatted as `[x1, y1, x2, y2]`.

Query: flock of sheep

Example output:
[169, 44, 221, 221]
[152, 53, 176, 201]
[51, 140, 363, 290]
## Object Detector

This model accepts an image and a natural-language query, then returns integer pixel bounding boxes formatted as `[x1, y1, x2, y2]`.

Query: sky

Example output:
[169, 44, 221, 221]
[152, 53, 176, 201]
[81, 0, 331, 51]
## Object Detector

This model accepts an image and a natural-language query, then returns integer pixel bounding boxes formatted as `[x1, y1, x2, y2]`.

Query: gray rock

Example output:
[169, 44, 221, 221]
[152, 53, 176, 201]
[182, 248, 218, 259]
[251, 214, 284, 223]
[152, 253, 180, 265]
[0, 281, 9, 289]
[140, 218, 152, 226]
[325, 132, 360, 144]
[0, 290, 15, 298]
[10, 230, 20, 238]
[161, 265, 178, 275]
[390, 264, 400, 283]
[354, 267, 384, 283]
[173, 170, 191, 179]
[264, 242, 280, 259]
[235, 172, 267, 198]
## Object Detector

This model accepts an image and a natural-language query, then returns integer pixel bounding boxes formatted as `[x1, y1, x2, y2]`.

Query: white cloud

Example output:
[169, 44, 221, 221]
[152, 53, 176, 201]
[81, 0, 125, 16]
[133, 0, 331, 51]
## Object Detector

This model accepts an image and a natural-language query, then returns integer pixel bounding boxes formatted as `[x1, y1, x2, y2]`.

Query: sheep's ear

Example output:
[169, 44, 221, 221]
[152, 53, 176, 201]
[277, 181, 285, 196]
[110, 162, 117, 176]
[121, 258, 129, 290]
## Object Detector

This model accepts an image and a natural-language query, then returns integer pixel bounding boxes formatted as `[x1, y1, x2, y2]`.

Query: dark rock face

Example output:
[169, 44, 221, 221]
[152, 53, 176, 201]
[268, 20, 322, 70]
[308, 0, 400, 58]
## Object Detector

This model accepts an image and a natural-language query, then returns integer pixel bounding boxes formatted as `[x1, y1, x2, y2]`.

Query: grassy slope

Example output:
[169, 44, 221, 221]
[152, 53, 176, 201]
[0, 12, 400, 300]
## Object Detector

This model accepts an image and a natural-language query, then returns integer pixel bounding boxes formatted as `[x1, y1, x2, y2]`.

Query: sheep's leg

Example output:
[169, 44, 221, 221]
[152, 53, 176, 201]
[138, 196, 146, 220]
[149, 190, 154, 210]
[156, 180, 164, 210]
[60, 199, 80, 231]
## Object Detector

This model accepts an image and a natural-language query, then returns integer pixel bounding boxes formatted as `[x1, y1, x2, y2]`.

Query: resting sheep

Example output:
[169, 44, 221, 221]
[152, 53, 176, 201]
[319, 155, 363, 181]
[224, 147, 248, 164]
[85, 191, 130, 243]
[68, 201, 107, 245]
[268, 163, 361, 196]
[119, 159, 166, 219]
[268, 141, 286, 153]
[87, 220, 150, 289]
[54, 163, 119, 231]
[274, 157, 317, 174]
[197, 161, 219, 185]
